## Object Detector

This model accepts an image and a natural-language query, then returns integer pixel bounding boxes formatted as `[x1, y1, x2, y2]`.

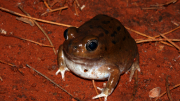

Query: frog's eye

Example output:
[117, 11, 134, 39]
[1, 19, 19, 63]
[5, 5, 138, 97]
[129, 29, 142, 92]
[64, 29, 68, 40]
[86, 39, 98, 51]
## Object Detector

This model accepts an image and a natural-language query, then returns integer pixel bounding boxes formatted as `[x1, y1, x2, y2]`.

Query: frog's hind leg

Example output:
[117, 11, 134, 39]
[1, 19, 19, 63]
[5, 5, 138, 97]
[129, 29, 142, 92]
[129, 55, 140, 82]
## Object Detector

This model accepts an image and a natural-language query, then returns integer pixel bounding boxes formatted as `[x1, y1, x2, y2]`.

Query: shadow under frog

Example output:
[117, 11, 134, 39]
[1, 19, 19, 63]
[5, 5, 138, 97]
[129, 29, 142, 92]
[56, 14, 140, 101]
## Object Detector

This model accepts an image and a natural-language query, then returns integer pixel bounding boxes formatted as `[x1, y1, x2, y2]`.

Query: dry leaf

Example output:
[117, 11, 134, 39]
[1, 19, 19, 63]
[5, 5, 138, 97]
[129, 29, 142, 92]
[16, 17, 35, 26]
[149, 87, 161, 98]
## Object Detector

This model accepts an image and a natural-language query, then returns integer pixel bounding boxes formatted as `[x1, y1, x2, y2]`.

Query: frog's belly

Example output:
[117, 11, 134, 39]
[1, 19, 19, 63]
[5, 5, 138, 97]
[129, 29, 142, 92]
[63, 54, 110, 80]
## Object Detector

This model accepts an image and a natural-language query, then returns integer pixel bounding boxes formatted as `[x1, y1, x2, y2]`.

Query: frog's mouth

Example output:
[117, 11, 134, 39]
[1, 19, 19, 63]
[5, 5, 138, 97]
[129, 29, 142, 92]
[63, 50, 109, 80]
[63, 50, 102, 66]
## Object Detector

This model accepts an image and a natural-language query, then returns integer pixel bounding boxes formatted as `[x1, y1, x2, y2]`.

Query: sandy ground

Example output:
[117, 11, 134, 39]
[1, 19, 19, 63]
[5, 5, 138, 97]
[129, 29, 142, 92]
[0, 0, 180, 101]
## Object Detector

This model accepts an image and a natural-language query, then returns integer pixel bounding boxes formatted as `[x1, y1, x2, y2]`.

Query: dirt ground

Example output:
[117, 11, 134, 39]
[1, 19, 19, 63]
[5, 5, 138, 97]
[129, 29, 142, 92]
[0, 0, 180, 101]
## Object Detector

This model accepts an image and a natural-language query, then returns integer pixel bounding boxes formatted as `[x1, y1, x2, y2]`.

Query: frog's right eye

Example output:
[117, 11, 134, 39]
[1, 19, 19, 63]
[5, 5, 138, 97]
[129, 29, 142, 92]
[86, 39, 98, 51]
[64, 29, 68, 40]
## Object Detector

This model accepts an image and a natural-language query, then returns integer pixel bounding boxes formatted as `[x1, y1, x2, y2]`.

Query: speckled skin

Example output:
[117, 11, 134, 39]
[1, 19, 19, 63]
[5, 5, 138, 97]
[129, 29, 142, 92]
[56, 14, 140, 101]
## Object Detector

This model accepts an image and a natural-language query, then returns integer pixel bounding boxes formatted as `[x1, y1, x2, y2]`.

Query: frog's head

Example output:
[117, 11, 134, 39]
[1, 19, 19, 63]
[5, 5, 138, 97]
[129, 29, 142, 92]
[63, 27, 106, 60]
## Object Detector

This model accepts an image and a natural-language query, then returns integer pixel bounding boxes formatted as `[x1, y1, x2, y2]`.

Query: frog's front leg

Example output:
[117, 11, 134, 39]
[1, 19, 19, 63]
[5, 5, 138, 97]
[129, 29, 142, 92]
[56, 45, 69, 81]
[92, 66, 120, 101]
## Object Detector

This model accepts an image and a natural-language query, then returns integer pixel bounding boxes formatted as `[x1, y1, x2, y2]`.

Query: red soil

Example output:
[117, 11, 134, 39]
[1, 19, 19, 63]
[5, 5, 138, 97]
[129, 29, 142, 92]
[0, 0, 180, 101]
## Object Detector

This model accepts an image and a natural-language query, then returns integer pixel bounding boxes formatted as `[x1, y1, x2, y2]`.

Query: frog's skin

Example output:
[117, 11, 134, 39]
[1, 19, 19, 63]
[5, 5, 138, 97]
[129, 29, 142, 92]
[56, 14, 140, 101]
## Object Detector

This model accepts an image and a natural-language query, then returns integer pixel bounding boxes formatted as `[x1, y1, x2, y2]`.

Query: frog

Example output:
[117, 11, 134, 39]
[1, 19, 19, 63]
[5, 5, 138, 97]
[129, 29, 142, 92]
[56, 14, 140, 101]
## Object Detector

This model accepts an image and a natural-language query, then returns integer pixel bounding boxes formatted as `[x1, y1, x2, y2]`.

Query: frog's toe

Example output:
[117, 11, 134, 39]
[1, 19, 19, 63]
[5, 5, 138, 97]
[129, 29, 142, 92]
[97, 87, 103, 91]
[136, 65, 141, 72]
[96, 83, 106, 91]
[55, 69, 65, 81]
[92, 93, 108, 101]
[93, 86, 110, 101]
[129, 64, 140, 82]
[55, 66, 69, 81]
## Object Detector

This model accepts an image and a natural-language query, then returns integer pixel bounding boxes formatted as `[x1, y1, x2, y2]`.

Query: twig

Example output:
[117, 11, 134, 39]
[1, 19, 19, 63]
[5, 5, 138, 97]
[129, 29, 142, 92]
[171, 21, 179, 26]
[92, 80, 102, 101]
[49, 0, 61, 7]
[142, 7, 165, 10]
[0, 34, 53, 47]
[125, 26, 173, 47]
[0, 76, 3, 81]
[16, 17, 35, 26]
[164, 0, 177, 6]
[151, 0, 177, 7]
[165, 76, 173, 101]
[75, 0, 81, 10]
[0, 6, 73, 27]
[136, 39, 180, 43]
[129, 70, 138, 101]
[43, 0, 52, 11]
[74, 1, 79, 16]
[59, 0, 67, 15]
[47, 0, 50, 6]
[154, 26, 180, 38]
[155, 83, 180, 101]
[142, 0, 177, 9]
[0, 60, 16, 67]
[126, 0, 128, 6]
[159, 41, 174, 47]
[18, 5, 57, 55]
[41, 6, 68, 16]
[125, 26, 154, 38]
[26, 64, 80, 101]
[160, 34, 180, 51]
[0, 60, 24, 75]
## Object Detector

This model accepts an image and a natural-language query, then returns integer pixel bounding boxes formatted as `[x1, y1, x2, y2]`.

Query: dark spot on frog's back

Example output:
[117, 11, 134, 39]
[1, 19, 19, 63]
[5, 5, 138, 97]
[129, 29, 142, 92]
[99, 33, 104, 37]
[102, 20, 110, 24]
[97, 26, 109, 34]
[123, 36, 126, 41]
[105, 47, 107, 51]
[112, 41, 116, 44]
[111, 31, 117, 37]
[89, 25, 93, 28]
[117, 26, 121, 31]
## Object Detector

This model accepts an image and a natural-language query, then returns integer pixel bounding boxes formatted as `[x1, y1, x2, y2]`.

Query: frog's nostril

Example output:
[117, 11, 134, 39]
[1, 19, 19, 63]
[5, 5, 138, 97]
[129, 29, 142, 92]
[72, 46, 78, 52]
[73, 46, 77, 49]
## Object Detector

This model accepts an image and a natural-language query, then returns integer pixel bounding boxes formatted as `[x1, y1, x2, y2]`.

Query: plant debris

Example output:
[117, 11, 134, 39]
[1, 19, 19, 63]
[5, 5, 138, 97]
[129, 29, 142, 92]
[149, 87, 161, 98]
[16, 17, 35, 26]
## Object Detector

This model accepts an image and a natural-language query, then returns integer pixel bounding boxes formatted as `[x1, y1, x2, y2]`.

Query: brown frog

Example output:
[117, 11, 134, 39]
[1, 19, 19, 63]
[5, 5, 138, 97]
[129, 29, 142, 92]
[56, 14, 140, 101]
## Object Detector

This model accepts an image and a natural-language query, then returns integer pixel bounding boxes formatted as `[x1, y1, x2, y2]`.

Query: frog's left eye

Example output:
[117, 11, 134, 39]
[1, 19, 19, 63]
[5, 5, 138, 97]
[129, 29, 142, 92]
[64, 29, 68, 40]
[86, 39, 98, 51]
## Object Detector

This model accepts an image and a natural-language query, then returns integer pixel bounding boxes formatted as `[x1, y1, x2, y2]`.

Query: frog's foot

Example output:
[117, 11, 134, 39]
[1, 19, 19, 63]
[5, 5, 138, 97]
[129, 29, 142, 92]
[92, 84, 109, 101]
[93, 93, 108, 101]
[55, 65, 69, 81]
[129, 63, 140, 82]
